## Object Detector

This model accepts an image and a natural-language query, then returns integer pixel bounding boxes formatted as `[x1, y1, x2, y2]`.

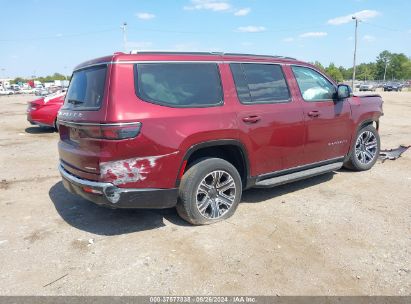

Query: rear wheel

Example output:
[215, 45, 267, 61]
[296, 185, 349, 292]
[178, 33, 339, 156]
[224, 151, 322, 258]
[177, 158, 242, 225]
[344, 125, 380, 171]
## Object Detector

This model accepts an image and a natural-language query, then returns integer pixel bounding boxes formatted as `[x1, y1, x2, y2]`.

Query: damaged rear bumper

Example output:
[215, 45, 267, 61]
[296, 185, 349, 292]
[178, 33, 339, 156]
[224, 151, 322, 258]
[59, 164, 178, 209]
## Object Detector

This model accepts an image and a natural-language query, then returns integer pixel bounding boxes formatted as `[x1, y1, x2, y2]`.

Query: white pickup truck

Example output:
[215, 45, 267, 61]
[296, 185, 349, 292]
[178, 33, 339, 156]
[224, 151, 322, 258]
[0, 87, 14, 95]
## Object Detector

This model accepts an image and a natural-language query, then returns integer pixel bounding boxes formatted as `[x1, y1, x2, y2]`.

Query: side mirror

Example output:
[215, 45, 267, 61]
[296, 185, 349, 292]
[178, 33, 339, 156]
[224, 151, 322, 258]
[337, 84, 352, 100]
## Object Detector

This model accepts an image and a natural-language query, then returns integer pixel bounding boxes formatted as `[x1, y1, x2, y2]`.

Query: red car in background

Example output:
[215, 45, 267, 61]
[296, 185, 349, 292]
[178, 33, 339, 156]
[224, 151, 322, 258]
[27, 91, 66, 130]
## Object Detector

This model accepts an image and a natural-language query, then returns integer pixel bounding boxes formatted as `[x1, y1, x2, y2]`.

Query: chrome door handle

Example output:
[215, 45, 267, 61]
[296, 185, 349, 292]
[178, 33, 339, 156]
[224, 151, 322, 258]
[308, 111, 320, 118]
[242, 115, 261, 124]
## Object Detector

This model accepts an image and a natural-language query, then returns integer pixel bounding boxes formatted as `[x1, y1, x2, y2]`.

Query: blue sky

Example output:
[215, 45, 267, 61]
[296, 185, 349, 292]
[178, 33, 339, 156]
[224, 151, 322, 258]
[1, 0, 410, 78]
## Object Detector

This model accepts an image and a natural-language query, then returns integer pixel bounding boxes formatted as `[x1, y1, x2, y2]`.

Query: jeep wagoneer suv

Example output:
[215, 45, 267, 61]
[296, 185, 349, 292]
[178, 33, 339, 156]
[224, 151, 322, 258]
[57, 52, 383, 225]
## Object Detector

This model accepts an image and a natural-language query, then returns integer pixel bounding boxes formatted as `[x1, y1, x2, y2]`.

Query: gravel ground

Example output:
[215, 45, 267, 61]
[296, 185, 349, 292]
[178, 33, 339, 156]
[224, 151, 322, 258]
[0, 92, 410, 295]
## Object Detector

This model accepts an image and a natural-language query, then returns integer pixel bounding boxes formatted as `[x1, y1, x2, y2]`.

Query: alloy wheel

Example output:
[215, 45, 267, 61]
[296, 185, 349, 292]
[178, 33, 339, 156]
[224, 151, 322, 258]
[195, 170, 236, 219]
[355, 130, 378, 164]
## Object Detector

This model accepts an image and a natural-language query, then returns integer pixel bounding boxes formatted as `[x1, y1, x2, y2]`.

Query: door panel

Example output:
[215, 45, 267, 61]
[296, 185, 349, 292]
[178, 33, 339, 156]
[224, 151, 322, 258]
[290, 65, 352, 164]
[227, 63, 305, 176]
[302, 100, 352, 163]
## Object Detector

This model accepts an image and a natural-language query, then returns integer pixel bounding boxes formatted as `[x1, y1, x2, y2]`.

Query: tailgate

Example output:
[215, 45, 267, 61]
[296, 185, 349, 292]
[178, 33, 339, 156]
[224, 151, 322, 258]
[57, 64, 109, 180]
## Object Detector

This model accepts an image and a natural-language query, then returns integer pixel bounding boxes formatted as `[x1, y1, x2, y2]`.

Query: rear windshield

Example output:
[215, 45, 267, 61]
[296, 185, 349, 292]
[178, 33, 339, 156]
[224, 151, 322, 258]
[135, 63, 223, 107]
[63, 65, 107, 110]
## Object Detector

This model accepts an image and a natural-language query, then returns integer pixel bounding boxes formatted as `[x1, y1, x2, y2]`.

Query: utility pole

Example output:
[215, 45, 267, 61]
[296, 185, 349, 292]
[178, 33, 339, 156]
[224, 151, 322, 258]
[383, 58, 389, 82]
[121, 22, 128, 53]
[352, 16, 359, 91]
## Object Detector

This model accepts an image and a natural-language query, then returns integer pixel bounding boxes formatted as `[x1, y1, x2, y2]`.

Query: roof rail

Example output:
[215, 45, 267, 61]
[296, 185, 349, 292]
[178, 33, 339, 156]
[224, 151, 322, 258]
[223, 53, 297, 60]
[128, 50, 297, 60]
[130, 50, 223, 56]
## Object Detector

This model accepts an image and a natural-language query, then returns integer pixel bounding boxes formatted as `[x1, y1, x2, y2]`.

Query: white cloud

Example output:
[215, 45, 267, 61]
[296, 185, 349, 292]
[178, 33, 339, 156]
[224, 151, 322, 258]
[234, 8, 251, 16]
[136, 12, 155, 20]
[328, 10, 380, 25]
[283, 37, 295, 42]
[237, 26, 266, 33]
[184, 0, 231, 11]
[363, 35, 376, 42]
[300, 32, 328, 38]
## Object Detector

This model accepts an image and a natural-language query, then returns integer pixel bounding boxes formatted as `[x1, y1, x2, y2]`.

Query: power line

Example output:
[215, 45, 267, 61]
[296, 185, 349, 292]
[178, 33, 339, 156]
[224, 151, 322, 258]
[0, 24, 330, 43]
[127, 25, 329, 35]
[361, 21, 409, 33]
[0, 28, 118, 42]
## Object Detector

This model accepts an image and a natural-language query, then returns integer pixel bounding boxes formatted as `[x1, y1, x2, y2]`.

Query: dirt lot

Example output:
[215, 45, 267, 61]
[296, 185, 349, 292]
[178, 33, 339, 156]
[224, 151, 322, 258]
[0, 92, 410, 296]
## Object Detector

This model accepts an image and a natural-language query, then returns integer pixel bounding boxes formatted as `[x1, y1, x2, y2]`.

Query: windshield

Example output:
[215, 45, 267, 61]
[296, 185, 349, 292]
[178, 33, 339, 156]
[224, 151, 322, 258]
[64, 65, 107, 110]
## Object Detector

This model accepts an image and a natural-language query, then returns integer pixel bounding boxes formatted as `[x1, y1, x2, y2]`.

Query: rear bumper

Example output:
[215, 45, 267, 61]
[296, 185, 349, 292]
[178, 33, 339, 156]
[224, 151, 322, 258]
[59, 164, 178, 209]
[27, 113, 54, 128]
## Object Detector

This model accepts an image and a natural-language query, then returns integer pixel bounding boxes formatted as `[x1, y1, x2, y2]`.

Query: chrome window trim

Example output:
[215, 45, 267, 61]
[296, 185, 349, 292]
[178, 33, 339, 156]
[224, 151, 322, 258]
[229, 62, 292, 105]
[57, 120, 141, 127]
[74, 60, 295, 71]
[291, 64, 337, 87]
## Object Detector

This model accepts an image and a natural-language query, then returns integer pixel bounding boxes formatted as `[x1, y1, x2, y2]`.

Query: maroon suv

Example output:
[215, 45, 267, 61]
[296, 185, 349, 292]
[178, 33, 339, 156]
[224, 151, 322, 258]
[57, 52, 383, 225]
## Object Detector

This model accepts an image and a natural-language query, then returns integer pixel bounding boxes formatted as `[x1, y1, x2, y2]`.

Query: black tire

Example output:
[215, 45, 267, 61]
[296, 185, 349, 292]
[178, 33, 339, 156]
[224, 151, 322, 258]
[176, 158, 242, 225]
[54, 119, 59, 132]
[344, 125, 380, 171]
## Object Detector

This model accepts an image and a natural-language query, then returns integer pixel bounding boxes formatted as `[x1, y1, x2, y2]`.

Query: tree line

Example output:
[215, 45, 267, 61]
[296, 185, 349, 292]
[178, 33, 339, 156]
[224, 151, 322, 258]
[313, 50, 411, 83]
[12, 73, 69, 84]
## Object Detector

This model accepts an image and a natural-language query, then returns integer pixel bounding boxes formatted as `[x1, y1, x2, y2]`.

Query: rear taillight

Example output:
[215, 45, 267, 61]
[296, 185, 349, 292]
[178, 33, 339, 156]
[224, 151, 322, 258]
[58, 121, 142, 140]
[80, 123, 142, 140]
[27, 103, 40, 111]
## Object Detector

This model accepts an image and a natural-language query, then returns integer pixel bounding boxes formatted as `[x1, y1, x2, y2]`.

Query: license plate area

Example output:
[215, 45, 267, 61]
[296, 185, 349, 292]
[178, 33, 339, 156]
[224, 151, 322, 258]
[69, 127, 81, 143]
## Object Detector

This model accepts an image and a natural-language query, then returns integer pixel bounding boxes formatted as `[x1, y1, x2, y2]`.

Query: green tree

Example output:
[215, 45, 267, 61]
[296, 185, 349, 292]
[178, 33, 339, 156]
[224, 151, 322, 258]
[375, 50, 391, 80]
[338, 66, 350, 80]
[325, 63, 344, 82]
[12, 77, 26, 84]
[375, 51, 411, 80]
[313, 61, 325, 71]
[355, 62, 377, 81]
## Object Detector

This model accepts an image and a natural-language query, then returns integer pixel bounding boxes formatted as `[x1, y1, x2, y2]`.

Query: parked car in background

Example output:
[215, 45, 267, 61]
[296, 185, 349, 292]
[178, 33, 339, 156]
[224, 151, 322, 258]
[383, 82, 402, 91]
[359, 83, 376, 92]
[27, 91, 66, 129]
[11, 87, 22, 94]
[0, 87, 14, 95]
[20, 87, 36, 94]
[34, 88, 49, 96]
[57, 51, 384, 225]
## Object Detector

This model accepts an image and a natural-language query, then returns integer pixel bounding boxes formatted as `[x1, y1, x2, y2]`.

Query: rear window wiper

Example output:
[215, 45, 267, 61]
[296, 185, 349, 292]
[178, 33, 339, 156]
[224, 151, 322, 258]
[67, 99, 84, 105]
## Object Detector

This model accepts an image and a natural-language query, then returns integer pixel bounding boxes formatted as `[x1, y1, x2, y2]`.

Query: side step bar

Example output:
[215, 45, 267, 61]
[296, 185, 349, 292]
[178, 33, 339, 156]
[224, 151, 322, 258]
[254, 162, 343, 188]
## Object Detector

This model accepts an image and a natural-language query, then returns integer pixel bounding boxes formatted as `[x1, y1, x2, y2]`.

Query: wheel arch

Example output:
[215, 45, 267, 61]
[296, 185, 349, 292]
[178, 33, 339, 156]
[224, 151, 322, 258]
[358, 119, 379, 132]
[176, 140, 251, 188]
[345, 119, 380, 163]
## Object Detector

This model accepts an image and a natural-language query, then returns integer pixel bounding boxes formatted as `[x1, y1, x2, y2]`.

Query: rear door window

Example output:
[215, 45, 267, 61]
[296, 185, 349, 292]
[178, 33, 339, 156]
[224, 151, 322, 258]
[135, 63, 223, 107]
[230, 63, 290, 104]
[64, 65, 107, 110]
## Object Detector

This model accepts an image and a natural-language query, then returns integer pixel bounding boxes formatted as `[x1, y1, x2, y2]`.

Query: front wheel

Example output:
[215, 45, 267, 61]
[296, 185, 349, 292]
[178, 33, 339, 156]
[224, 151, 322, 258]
[176, 158, 242, 225]
[344, 125, 380, 171]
